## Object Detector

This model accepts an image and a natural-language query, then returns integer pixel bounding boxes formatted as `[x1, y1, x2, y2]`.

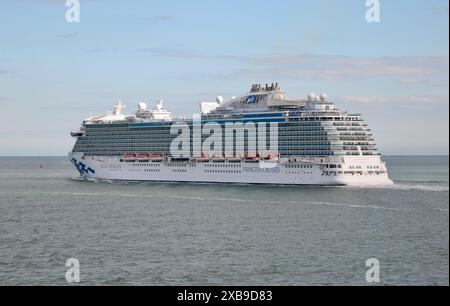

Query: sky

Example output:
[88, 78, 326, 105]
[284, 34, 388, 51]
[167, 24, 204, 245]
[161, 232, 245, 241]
[0, 0, 449, 156]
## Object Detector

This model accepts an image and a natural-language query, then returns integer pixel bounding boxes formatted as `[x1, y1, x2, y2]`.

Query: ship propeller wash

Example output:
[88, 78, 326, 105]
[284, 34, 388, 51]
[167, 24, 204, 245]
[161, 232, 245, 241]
[69, 83, 393, 185]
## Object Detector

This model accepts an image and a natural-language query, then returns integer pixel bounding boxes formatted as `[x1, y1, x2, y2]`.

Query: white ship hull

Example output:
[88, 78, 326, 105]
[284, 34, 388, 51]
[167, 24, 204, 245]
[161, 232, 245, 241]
[69, 153, 393, 186]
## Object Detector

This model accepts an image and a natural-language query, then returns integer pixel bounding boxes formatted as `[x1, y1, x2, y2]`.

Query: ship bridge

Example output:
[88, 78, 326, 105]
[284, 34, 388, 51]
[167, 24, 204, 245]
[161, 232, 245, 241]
[209, 83, 334, 115]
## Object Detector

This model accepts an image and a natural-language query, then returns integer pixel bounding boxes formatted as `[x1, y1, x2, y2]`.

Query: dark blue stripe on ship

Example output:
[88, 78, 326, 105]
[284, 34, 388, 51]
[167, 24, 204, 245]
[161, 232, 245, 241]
[130, 114, 286, 128]
[242, 112, 285, 118]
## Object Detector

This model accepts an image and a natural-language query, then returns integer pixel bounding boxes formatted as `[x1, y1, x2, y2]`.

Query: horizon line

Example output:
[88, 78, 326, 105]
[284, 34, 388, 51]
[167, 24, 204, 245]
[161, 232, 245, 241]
[0, 155, 448, 158]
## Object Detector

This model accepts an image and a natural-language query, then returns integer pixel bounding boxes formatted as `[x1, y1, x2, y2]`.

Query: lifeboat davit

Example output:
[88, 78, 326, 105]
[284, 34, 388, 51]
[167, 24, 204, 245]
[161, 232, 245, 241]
[136, 154, 150, 162]
[212, 154, 225, 162]
[244, 153, 259, 163]
[260, 153, 279, 161]
[148, 154, 163, 162]
[122, 153, 136, 162]
[194, 154, 210, 162]
[226, 154, 242, 162]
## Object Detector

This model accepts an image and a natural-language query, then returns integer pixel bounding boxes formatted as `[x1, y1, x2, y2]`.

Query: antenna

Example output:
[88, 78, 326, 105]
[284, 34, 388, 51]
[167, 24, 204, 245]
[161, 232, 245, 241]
[113, 101, 126, 116]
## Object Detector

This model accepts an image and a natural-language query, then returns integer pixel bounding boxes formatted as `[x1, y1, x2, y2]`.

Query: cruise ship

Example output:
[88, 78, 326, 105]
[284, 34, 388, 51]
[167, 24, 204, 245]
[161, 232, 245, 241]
[69, 83, 393, 185]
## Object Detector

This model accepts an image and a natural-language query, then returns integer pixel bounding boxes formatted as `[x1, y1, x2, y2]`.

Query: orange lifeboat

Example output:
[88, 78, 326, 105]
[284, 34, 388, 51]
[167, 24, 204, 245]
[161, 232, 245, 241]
[212, 154, 225, 162]
[194, 153, 210, 162]
[122, 153, 136, 162]
[226, 154, 242, 162]
[148, 154, 163, 162]
[136, 154, 149, 159]
[245, 153, 259, 159]
[260, 153, 279, 160]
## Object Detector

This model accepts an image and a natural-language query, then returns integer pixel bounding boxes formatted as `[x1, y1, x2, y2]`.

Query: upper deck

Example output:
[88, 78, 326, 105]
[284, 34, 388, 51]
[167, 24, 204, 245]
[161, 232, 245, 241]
[71, 84, 379, 157]
[81, 83, 340, 126]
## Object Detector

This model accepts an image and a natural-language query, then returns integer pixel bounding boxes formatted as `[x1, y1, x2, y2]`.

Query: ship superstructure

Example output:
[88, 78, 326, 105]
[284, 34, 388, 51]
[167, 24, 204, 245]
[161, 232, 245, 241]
[69, 84, 393, 185]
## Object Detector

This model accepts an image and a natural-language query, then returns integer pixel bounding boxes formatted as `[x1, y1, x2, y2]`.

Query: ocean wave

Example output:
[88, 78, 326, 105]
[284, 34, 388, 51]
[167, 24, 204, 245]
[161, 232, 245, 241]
[83, 193, 450, 213]
[1, 190, 447, 213]
[435, 208, 450, 213]
[396, 179, 447, 184]
[349, 184, 449, 192]
[2, 190, 399, 210]
[61, 192, 414, 212]
[70, 177, 449, 192]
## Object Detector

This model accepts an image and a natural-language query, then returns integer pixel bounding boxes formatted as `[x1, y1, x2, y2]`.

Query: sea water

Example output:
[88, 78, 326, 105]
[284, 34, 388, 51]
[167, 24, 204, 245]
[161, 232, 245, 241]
[0, 156, 448, 285]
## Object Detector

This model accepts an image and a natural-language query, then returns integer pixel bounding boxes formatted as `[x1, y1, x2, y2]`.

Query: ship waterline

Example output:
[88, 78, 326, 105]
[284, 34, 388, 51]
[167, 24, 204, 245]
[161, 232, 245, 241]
[69, 83, 393, 186]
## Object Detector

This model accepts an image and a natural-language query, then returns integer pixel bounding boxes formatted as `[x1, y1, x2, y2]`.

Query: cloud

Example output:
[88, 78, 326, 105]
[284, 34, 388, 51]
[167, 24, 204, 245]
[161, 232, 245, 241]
[431, 4, 449, 14]
[151, 16, 175, 22]
[135, 15, 177, 25]
[39, 105, 96, 112]
[139, 47, 245, 61]
[336, 95, 449, 106]
[139, 47, 449, 80]
[22, 0, 98, 4]
[240, 55, 449, 80]
[56, 33, 78, 39]
[86, 48, 119, 53]
[394, 78, 431, 86]
[0, 69, 15, 77]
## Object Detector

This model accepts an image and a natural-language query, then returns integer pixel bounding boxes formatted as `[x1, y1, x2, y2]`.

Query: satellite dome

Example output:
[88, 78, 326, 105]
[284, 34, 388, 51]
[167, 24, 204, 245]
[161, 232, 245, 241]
[138, 102, 147, 111]
[216, 96, 224, 104]
[320, 93, 328, 102]
[307, 93, 316, 101]
[315, 95, 321, 102]
[231, 96, 237, 100]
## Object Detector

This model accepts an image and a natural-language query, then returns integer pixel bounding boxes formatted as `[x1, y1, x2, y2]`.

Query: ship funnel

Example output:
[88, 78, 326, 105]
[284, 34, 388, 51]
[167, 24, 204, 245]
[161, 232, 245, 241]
[113, 101, 125, 115]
